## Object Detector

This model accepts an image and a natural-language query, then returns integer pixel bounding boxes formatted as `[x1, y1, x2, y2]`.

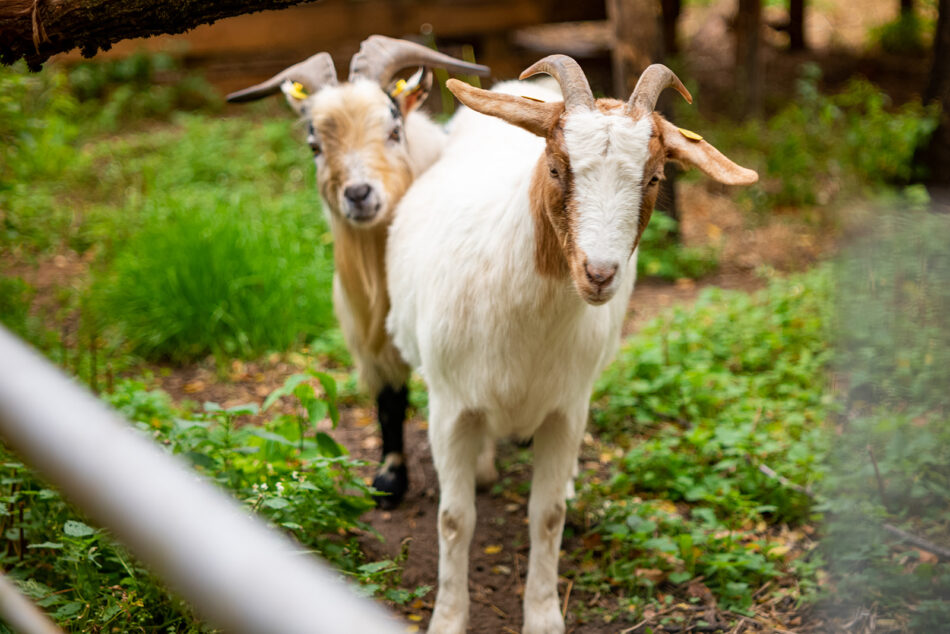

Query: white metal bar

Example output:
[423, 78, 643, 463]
[0, 572, 62, 634]
[0, 326, 403, 634]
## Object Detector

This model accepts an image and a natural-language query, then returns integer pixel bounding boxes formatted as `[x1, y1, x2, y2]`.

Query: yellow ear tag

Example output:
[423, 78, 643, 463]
[288, 81, 308, 100]
[521, 95, 545, 103]
[390, 79, 408, 98]
[678, 127, 703, 142]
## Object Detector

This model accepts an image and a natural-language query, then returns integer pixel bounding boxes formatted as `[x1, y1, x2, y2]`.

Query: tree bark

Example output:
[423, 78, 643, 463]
[0, 0, 321, 69]
[923, 0, 950, 184]
[788, 0, 805, 51]
[735, 0, 763, 117]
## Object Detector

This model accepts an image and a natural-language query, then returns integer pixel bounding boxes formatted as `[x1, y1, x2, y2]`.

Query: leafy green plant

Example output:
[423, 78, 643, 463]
[638, 212, 718, 280]
[579, 268, 832, 614]
[871, 12, 931, 55]
[0, 375, 417, 631]
[675, 65, 940, 210]
[67, 51, 222, 129]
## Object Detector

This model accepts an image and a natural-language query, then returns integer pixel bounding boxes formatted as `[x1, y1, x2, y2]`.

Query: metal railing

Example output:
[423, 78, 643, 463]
[0, 326, 403, 634]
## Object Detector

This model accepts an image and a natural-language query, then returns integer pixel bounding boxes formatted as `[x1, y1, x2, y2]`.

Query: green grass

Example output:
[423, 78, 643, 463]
[0, 59, 346, 364]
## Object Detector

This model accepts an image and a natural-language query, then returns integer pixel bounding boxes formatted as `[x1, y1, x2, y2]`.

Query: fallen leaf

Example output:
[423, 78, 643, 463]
[916, 548, 939, 564]
[484, 544, 502, 555]
[183, 380, 205, 394]
[768, 544, 791, 557]
[634, 568, 666, 584]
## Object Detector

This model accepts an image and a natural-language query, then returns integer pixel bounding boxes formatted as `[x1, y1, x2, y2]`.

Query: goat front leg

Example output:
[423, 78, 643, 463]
[372, 383, 409, 509]
[523, 410, 583, 634]
[428, 404, 484, 634]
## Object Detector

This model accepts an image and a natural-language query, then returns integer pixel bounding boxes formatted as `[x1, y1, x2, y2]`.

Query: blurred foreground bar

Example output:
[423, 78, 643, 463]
[0, 326, 402, 634]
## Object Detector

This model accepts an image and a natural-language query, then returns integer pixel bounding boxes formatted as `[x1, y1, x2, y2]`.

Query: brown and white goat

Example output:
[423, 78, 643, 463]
[386, 56, 757, 633]
[228, 36, 489, 508]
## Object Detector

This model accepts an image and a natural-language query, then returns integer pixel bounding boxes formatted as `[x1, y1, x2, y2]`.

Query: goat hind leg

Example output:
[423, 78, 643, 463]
[372, 383, 409, 509]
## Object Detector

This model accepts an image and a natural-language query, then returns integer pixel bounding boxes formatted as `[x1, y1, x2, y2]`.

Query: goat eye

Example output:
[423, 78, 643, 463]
[649, 175, 660, 185]
[389, 127, 401, 143]
[549, 167, 559, 178]
[307, 133, 322, 156]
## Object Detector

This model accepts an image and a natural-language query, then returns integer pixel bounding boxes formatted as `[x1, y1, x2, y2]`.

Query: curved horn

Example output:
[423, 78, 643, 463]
[626, 64, 692, 117]
[226, 52, 338, 103]
[519, 54, 594, 113]
[348, 35, 490, 85]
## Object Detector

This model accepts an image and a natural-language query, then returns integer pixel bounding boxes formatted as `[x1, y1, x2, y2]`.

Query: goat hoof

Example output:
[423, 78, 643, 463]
[523, 598, 565, 634]
[372, 462, 408, 509]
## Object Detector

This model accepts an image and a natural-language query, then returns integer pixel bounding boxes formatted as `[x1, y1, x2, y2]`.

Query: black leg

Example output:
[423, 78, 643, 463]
[372, 383, 409, 509]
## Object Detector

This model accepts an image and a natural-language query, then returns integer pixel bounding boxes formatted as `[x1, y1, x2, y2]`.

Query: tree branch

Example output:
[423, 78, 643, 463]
[882, 523, 950, 562]
[0, 0, 322, 70]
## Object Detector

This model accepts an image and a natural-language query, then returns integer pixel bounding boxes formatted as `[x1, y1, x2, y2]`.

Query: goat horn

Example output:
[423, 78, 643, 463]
[626, 64, 692, 117]
[348, 35, 490, 85]
[519, 54, 594, 113]
[226, 52, 338, 103]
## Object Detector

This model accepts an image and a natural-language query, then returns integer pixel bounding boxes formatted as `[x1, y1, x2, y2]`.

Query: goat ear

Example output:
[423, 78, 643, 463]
[279, 80, 312, 117]
[447, 78, 563, 138]
[392, 67, 432, 116]
[658, 118, 758, 186]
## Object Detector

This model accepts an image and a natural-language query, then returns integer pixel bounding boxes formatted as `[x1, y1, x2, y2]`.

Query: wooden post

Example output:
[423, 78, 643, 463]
[735, 0, 763, 117]
[923, 0, 950, 184]
[788, 0, 806, 51]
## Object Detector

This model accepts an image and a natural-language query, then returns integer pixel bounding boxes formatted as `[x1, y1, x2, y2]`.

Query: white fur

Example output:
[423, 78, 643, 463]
[566, 113, 652, 296]
[386, 80, 642, 633]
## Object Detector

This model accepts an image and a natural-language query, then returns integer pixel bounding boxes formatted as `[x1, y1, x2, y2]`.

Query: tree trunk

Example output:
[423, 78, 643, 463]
[923, 0, 950, 184]
[607, 0, 682, 222]
[606, 0, 661, 98]
[901, 0, 914, 17]
[788, 0, 806, 51]
[735, 0, 763, 117]
[0, 0, 319, 69]
[660, 0, 681, 57]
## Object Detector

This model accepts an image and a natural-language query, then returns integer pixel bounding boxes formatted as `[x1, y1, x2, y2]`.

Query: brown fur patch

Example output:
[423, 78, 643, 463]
[529, 121, 575, 279]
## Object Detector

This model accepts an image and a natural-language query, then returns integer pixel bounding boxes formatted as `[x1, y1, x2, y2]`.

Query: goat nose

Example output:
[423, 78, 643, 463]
[344, 183, 372, 203]
[584, 260, 618, 287]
